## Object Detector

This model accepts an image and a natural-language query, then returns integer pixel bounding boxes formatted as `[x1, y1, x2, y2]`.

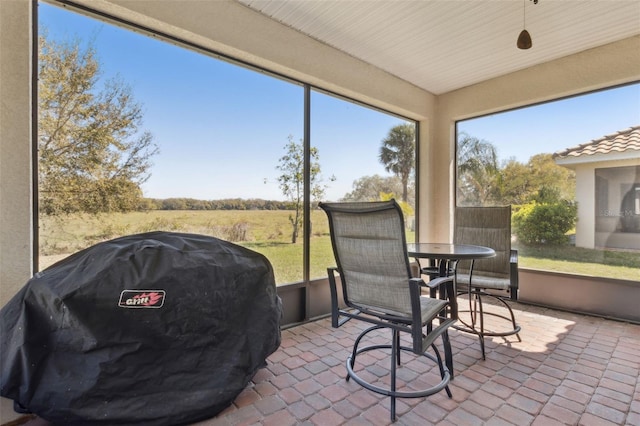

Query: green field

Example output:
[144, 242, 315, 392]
[39, 210, 337, 284]
[39, 210, 639, 283]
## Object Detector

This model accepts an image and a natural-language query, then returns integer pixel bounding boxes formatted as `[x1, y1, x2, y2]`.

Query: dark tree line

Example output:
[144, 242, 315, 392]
[142, 198, 295, 211]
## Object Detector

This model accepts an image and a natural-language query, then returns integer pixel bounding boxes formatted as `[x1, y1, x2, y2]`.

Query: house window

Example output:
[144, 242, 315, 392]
[596, 166, 640, 234]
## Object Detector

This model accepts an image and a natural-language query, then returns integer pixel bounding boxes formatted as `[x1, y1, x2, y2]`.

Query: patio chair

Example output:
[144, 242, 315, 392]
[453, 206, 521, 359]
[320, 200, 457, 422]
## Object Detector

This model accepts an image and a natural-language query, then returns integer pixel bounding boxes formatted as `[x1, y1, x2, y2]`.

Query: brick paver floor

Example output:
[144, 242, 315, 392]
[195, 301, 640, 426]
[5, 301, 639, 426]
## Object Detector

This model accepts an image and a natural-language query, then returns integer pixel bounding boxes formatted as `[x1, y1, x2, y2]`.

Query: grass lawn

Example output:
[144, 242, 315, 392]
[39, 210, 639, 283]
[515, 243, 640, 280]
[39, 210, 335, 284]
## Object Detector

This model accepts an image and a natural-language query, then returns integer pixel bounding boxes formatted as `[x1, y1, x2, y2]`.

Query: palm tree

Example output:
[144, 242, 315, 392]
[457, 132, 499, 206]
[379, 124, 415, 202]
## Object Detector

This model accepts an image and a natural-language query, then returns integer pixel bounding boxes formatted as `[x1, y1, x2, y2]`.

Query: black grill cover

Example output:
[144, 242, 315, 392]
[1, 231, 282, 425]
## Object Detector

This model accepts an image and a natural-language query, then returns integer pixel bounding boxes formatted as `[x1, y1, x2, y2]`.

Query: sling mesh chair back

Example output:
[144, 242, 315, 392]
[454, 206, 521, 359]
[320, 200, 457, 422]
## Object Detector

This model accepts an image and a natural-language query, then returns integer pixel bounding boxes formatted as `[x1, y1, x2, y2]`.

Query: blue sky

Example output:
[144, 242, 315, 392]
[458, 86, 640, 163]
[40, 3, 640, 200]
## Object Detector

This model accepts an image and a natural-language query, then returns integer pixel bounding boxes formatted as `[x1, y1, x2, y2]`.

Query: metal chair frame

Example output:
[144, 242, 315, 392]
[453, 206, 522, 359]
[321, 200, 457, 422]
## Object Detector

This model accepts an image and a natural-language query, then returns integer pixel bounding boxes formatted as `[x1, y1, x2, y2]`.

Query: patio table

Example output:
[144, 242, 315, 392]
[407, 242, 496, 277]
[407, 242, 495, 375]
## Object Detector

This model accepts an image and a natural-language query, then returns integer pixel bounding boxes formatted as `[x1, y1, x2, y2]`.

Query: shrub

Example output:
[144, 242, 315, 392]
[136, 217, 184, 233]
[204, 222, 250, 242]
[513, 201, 577, 245]
[96, 223, 131, 240]
[226, 222, 249, 242]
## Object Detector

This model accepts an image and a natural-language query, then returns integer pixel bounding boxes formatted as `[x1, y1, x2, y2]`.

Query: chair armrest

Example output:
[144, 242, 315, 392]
[412, 276, 457, 322]
[327, 267, 341, 327]
[425, 276, 451, 290]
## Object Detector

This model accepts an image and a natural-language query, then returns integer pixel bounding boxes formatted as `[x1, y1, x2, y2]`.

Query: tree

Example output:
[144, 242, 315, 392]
[457, 133, 499, 206]
[497, 158, 532, 205]
[379, 191, 414, 221]
[496, 153, 575, 206]
[379, 124, 415, 202]
[38, 33, 158, 215]
[276, 135, 326, 243]
[526, 153, 575, 202]
[342, 174, 414, 205]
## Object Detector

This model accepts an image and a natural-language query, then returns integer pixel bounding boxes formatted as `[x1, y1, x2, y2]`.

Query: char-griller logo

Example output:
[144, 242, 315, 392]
[118, 290, 165, 308]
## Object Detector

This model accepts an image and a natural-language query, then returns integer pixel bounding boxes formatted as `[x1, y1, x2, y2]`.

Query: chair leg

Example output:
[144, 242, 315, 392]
[441, 329, 454, 378]
[344, 325, 452, 422]
[495, 296, 522, 343]
[348, 325, 385, 381]
[469, 290, 477, 328]
[477, 292, 486, 360]
[390, 329, 398, 422]
[477, 291, 522, 343]
[431, 342, 453, 398]
[455, 288, 521, 360]
[468, 289, 486, 360]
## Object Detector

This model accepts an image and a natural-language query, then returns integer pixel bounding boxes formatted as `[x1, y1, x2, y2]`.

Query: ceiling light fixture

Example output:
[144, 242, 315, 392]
[517, 0, 538, 50]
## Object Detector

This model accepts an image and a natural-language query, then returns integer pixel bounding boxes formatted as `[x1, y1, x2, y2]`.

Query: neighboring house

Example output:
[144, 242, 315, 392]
[554, 126, 640, 250]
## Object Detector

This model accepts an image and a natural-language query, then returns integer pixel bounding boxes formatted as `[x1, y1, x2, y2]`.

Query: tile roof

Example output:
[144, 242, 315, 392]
[553, 125, 640, 159]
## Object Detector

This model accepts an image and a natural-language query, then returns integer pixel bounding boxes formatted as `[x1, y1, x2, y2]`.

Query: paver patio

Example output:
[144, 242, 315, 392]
[5, 301, 639, 426]
[196, 301, 640, 426]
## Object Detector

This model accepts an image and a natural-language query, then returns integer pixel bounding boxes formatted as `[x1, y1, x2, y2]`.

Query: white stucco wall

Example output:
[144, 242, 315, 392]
[0, 1, 33, 420]
[575, 164, 596, 248]
[0, 0, 33, 308]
